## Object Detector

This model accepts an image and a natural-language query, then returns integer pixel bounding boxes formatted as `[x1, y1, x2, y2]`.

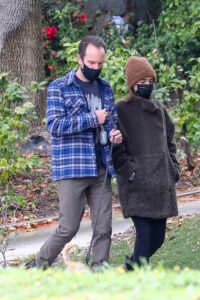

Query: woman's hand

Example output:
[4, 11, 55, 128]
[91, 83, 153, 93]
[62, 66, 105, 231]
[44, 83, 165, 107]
[109, 129, 122, 144]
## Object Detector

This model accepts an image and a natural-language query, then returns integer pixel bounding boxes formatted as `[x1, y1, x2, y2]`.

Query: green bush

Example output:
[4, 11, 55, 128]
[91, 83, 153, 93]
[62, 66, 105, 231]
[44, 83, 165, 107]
[40, 0, 200, 149]
[41, 0, 96, 80]
[134, 0, 200, 69]
[158, 0, 200, 68]
[0, 73, 40, 210]
[167, 59, 200, 148]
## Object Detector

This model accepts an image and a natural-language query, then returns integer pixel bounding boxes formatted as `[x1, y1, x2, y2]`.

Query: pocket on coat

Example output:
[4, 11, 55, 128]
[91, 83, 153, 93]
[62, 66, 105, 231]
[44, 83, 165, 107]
[167, 153, 177, 182]
[130, 153, 170, 191]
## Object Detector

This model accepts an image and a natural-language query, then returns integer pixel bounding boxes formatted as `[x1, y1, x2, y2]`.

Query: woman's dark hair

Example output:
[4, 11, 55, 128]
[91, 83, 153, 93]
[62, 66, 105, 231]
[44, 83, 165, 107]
[78, 36, 106, 59]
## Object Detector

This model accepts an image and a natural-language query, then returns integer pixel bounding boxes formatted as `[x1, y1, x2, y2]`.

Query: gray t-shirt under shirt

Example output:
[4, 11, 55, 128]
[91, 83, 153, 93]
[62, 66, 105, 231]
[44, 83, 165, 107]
[75, 76, 103, 169]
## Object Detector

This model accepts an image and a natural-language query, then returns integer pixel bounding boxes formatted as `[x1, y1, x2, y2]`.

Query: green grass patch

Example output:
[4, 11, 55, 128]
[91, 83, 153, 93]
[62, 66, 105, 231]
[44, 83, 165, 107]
[110, 215, 200, 270]
[151, 216, 200, 269]
[1, 267, 200, 300]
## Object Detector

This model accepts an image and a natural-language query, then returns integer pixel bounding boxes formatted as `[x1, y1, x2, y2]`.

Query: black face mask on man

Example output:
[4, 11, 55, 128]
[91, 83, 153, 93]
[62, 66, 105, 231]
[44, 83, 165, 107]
[136, 84, 154, 99]
[81, 63, 102, 82]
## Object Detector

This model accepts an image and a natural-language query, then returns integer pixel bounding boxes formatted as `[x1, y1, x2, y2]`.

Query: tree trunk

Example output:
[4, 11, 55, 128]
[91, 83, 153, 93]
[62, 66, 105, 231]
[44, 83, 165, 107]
[0, 0, 45, 128]
[146, 0, 162, 22]
[134, 0, 148, 23]
[127, 0, 162, 24]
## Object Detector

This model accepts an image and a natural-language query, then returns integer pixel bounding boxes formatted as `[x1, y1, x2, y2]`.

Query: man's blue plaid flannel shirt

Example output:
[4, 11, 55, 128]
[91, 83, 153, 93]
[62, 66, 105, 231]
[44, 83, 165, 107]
[46, 69, 118, 180]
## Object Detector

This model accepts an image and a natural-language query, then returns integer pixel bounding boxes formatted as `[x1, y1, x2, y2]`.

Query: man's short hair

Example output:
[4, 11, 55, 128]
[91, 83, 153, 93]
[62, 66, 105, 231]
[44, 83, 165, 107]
[78, 35, 106, 59]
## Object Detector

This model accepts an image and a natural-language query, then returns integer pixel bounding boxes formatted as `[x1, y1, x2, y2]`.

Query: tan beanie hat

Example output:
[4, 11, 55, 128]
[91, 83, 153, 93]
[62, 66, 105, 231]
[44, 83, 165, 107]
[125, 56, 156, 89]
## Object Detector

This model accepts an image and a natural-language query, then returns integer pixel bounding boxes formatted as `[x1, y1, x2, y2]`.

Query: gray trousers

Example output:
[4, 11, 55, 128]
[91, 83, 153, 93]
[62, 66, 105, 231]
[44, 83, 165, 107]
[36, 169, 112, 266]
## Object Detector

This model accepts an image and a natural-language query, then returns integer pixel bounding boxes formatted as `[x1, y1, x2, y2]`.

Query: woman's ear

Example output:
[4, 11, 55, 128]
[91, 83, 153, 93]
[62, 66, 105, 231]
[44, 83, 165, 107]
[133, 84, 137, 93]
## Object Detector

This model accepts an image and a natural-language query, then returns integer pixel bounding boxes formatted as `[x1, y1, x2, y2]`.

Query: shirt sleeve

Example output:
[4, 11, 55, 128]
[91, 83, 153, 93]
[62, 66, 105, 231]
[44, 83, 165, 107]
[104, 87, 118, 134]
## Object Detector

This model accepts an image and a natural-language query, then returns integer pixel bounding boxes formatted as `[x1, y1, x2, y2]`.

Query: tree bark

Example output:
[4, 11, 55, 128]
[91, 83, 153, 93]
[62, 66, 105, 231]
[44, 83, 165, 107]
[0, 0, 45, 127]
[134, 0, 148, 23]
[127, 0, 162, 24]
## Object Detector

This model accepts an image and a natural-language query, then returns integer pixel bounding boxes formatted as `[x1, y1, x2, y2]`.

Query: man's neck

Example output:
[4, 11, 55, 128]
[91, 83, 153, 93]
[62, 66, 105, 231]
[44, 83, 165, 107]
[76, 68, 90, 82]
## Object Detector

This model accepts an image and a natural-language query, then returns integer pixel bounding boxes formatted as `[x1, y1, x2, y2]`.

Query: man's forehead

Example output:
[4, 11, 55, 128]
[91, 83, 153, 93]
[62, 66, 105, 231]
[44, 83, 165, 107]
[85, 44, 105, 57]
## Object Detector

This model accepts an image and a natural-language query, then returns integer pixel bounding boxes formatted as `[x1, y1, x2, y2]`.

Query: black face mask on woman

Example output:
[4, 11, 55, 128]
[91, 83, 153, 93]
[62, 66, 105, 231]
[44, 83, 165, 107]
[81, 64, 102, 82]
[136, 84, 154, 99]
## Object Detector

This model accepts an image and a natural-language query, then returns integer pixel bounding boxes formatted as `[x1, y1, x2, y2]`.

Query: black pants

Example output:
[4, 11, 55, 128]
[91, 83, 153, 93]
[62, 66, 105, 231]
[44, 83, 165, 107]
[131, 216, 167, 266]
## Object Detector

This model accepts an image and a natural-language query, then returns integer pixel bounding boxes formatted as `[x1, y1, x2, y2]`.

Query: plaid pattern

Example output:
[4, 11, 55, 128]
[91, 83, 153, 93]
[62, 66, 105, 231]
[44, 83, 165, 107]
[46, 69, 118, 180]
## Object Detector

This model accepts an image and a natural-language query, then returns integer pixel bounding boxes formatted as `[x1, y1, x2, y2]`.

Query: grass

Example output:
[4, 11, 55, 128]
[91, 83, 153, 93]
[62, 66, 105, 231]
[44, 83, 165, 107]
[151, 215, 200, 269]
[1, 266, 200, 299]
[109, 215, 200, 270]
[1, 215, 200, 299]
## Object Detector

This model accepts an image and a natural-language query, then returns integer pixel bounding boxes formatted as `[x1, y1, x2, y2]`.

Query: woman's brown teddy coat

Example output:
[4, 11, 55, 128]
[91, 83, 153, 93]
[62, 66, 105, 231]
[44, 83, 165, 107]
[112, 95, 180, 219]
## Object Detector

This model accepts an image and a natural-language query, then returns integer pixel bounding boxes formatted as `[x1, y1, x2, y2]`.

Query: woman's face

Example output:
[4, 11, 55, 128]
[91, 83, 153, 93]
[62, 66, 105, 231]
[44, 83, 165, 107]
[133, 77, 154, 92]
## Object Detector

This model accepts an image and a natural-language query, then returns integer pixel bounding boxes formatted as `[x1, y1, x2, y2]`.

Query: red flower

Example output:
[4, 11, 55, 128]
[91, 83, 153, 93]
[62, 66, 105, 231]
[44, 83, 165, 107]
[79, 13, 87, 23]
[42, 26, 58, 40]
[50, 50, 57, 57]
[48, 65, 54, 71]
[42, 43, 48, 49]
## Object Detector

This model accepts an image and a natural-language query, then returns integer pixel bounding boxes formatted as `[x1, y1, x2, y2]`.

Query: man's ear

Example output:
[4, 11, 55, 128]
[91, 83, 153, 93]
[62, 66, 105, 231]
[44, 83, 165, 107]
[77, 54, 83, 67]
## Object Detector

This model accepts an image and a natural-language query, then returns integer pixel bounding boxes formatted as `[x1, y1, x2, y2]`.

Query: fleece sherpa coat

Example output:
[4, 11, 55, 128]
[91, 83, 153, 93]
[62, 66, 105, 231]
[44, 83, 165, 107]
[112, 95, 180, 219]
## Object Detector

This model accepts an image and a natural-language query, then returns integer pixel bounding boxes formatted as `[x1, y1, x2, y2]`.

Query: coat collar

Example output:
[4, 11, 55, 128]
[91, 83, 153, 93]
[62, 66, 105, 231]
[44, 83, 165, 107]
[132, 95, 160, 112]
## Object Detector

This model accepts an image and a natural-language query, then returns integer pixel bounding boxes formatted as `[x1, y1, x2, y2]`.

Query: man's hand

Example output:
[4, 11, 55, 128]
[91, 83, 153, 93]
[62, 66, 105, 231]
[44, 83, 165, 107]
[109, 129, 122, 144]
[95, 109, 108, 125]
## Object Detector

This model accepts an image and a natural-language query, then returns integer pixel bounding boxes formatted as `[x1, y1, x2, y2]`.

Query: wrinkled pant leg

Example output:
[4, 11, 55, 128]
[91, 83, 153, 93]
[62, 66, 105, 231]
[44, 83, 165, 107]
[131, 216, 152, 266]
[149, 218, 167, 257]
[87, 169, 112, 266]
[36, 179, 87, 267]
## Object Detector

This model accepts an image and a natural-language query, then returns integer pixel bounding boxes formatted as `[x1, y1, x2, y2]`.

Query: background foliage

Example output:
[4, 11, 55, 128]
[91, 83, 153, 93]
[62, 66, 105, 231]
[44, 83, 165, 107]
[0, 73, 40, 211]
[40, 0, 200, 148]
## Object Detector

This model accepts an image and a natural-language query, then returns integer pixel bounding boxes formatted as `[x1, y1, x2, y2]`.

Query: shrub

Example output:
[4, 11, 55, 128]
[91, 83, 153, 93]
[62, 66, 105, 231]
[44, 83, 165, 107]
[40, 0, 200, 149]
[0, 73, 40, 205]
[0, 73, 41, 266]
[41, 0, 96, 80]
[158, 0, 200, 69]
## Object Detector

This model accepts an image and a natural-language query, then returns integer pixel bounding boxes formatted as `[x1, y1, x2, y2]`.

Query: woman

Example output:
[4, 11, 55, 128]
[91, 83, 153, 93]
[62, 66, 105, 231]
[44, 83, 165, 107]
[112, 56, 180, 270]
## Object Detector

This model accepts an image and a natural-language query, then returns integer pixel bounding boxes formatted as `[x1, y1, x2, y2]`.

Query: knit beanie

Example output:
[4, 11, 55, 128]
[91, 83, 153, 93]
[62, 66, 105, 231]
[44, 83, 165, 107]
[125, 56, 156, 89]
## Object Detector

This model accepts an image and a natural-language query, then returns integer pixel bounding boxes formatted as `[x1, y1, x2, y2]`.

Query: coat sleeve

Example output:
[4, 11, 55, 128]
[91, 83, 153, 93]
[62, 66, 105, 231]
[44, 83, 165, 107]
[46, 82, 99, 137]
[112, 120, 138, 180]
[164, 108, 180, 182]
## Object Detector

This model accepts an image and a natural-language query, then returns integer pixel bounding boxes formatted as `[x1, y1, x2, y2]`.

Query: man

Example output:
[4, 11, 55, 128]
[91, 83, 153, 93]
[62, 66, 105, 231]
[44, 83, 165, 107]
[26, 35, 122, 270]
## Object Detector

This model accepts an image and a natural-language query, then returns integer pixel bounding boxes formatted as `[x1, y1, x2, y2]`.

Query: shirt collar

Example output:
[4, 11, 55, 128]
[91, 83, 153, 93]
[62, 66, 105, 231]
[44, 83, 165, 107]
[65, 68, 78, 86]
